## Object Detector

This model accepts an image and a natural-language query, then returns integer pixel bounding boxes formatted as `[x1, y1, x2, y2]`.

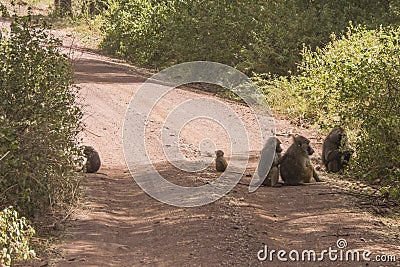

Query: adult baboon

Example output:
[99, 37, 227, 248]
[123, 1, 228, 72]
[322, 127, 353, 173]
[84, 146, 101, 173]
[258, 137, 283, 187]
[215, 150, 228, 172]
[278, 135, 322, 185]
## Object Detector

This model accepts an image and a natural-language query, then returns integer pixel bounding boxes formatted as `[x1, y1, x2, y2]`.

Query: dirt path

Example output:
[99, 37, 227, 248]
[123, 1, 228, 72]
[47, 33, 400, 267]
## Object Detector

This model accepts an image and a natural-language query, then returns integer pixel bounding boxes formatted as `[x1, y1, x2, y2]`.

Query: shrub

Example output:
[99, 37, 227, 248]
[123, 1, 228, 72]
[0, 207, 35, 267]
[0, 14, 83, 216]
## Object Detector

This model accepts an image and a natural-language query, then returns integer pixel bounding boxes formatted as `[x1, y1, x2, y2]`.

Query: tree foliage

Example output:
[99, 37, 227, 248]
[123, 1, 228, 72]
[101, 0, 398, 76]
[54, 0, 72, 16]
[0, 14, 83, 216]
[0, 207, 35, 267]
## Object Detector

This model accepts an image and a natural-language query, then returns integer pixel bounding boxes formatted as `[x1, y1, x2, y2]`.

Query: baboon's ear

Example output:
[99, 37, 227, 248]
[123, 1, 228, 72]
[290, 135, 301, 146]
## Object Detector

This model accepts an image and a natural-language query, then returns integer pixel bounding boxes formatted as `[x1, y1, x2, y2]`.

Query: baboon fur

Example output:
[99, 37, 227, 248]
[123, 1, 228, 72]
[322, 127, 353, 173]
[84, 146, 101, 173]
[215, 150, 228, 172]
[259, 137, 283, 187]
[278, 135, 321, 185]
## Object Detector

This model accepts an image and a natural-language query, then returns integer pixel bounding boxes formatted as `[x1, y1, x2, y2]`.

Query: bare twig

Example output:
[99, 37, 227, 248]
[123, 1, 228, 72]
[0, 151, 10, 161]
[0, 184, 18, 197]
[85, 128, 102, 137]
[276, 133, 290, 137]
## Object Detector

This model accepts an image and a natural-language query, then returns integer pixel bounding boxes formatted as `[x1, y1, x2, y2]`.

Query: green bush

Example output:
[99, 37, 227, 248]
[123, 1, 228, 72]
[262, 25, 400, 198]
[101, 0, 397, 76]
[0, 14, 83, 216]
[101, 0, 172, 66]
[238, 0, 399, 75]
[0, 207, 35, 267]
[253, 73, 310, 124]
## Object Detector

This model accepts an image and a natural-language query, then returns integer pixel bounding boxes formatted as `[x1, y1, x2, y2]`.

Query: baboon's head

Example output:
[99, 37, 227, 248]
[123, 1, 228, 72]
[330, 127, 346, 145]
[294, 136, 314, 155]
[215, 150, 224, 157]
[84, 146, 95, 156]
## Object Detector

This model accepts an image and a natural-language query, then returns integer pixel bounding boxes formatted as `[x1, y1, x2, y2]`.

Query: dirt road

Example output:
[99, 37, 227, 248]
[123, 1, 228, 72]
[48, 33, 400, 267]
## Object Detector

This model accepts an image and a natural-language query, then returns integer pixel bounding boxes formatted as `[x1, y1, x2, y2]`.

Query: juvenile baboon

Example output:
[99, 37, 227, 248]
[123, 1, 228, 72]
[215, 150, 228, 172]
[84, 146, 101, 173]
[322, 127, 353, 173]
[258, 137, 283, 187]
[277, 135, 322, 185]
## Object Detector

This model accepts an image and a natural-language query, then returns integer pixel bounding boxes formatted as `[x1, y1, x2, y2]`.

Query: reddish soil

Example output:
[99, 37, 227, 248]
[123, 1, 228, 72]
[34, 31, 400, 267]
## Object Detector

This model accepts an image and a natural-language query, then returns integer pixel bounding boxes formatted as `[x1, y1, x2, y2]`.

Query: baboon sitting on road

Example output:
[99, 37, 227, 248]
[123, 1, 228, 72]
[277, 135, 322, 185]
[215, 150, 228, 172]
[84, 146, 101, 173]
[258, 137, 283, 187]
[322, 127, 353, 173]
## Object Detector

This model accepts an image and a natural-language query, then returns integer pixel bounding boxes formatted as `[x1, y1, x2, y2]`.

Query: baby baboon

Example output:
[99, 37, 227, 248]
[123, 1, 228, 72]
[215, 150, 228, 172]
[84, 146, 101, 173]
[278, 135, 322, 185]
[258, 137, 283, 187]
[322, 127, 353, 173]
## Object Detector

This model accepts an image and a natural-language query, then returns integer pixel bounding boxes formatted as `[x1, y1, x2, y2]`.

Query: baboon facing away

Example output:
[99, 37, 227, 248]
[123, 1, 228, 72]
[84, 146, 101, 173]
[215, 150, 228, 172]
[278, 135, 322, 185]
[258, 137, 283, 187]
[322, 127, 353, 173]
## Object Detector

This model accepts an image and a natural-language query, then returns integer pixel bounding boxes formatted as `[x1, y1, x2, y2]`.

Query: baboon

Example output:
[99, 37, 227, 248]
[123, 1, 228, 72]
[258, 137, 283, 187]
[322, 127, 353, 173]
[277, 135, 322, 185]
[215, 150, 228, 172]
[84, 146, 101, 173]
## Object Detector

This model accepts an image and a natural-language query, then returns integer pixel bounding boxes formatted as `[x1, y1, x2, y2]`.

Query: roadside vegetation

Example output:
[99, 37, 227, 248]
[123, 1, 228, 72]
[0, 3, 82, 265]
[101, 0, 399, 76]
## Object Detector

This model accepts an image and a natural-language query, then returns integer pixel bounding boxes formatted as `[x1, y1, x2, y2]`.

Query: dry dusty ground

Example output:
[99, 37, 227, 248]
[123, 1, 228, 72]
[24, 30, 400, 267]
